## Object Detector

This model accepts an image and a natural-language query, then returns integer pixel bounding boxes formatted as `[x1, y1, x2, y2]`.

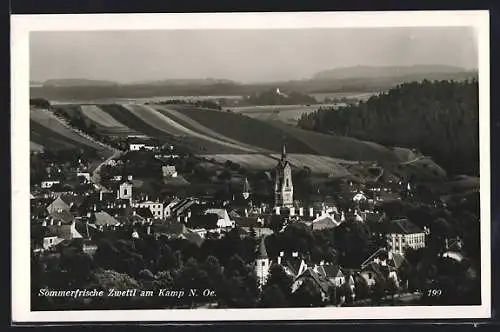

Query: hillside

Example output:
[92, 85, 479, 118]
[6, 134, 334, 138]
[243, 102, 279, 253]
[42, 79, 119, 87]
[30, 66, 477, 101]
[298, 79, 479, 176]
[313, 65, 474, 80]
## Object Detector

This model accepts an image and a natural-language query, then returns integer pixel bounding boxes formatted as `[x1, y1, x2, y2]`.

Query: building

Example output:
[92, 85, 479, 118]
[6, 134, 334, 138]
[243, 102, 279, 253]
[162, 165, 178, 178]
[41, 180, 60, 189]
[117, 181, 133, 202]
[255, 237, 270, 288]
[203, 208, 235, 228]
[383, 218, 426, 256]
[274, 144, 294, 209]
[134, 201, 165, 220]
[127, 137, 158, 151]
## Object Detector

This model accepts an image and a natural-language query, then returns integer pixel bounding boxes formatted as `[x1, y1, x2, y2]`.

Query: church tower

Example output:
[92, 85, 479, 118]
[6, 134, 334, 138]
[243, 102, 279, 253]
[255, 236, 270, 289]
[274, 144, 294, 208]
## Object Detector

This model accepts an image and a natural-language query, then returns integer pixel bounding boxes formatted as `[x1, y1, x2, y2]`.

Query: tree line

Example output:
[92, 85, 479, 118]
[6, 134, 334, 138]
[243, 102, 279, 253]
[297, 80, 479, 176]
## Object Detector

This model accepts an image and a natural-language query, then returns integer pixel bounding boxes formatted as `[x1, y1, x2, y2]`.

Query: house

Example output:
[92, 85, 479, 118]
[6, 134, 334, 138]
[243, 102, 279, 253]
[162, 165, 178, 178]
[33, 220, 83, 252]
[48, 209, 75, 225]
[94, 211, 120, 227]
[311, 212, 343, 231]
[46, 196, 70, 214]
[277, 251, 309, 279]
[291, 267, 333, 303]
[352, 192, 367, 203]
[128, 137, 158, 151]
[135, 207, 154, 222]
[164, 198, 181, 219]
[170, 198, 197, 218]
[383, 218, 426, 256]
[359, 262, 386, 288]
[315, 264, 345, 287]
[360, 248, 402, 287]
[41, 180, 60, 189]
[203, 208, 235, 228]
[77, 172, 91, 183]
[134, 201, 165, 220]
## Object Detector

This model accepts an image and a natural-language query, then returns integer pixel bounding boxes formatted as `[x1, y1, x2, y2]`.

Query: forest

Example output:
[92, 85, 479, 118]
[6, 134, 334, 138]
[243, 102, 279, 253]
[297, 80, 479, 176]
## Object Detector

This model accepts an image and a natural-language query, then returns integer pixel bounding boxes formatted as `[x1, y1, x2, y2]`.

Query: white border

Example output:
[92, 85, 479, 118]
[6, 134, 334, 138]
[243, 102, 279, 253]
[11, 11, 491, 323]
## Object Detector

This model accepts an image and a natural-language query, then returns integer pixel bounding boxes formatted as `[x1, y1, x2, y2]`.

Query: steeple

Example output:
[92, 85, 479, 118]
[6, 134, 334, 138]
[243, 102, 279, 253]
[256, 236, 268, 259]
[242, 177, 251, 200]
[281, 143, 287, 161]
[243, 177, 251, 193]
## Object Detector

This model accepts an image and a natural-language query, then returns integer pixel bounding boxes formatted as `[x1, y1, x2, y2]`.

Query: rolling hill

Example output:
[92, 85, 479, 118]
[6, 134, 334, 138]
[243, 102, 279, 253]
[31, 102, 448, 181]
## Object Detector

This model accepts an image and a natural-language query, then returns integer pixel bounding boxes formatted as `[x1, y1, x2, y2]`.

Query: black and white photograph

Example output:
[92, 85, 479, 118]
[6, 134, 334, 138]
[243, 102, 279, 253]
[11, 11, 490, 322]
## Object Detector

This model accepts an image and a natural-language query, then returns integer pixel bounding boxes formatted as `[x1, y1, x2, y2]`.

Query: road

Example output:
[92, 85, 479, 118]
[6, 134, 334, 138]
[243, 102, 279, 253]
[90, 150, 122, 191]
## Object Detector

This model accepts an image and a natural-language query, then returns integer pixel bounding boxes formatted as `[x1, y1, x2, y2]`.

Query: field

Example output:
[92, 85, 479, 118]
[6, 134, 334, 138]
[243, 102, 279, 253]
[153, 105, 269, 153]
[169, 106, 318, 155]
[32, 102, 446, 181]
[230, 104, 340, 125]
[124, 104, 260, 153]
[97, 104, 252, 154]
[30, 109, 111, 155]
[310, 92, 379, 102]
[200, 153, 355, 175]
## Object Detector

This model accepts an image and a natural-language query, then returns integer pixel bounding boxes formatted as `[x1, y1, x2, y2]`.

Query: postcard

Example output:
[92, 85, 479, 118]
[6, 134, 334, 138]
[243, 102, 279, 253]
[11, 10, 491, 323]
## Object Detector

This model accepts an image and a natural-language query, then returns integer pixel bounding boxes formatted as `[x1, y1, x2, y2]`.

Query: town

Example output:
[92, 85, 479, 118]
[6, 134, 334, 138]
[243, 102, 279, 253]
[30, 120, 479, 309]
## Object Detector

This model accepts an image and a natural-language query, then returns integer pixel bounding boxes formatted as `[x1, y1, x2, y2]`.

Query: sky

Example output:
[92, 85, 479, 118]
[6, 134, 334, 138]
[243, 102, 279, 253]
[30, 27, 478, 83]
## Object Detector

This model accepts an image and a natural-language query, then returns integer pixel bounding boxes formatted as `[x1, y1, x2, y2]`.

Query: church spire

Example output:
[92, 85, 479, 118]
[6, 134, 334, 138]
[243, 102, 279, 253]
[256, 236, 268, 259]
[281, 143, 287, 160]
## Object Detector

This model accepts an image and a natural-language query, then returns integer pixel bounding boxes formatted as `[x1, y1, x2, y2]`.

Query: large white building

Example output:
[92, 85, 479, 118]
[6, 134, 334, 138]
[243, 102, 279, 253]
[384, 218, 426, 256]
[133, 201, 165, 220]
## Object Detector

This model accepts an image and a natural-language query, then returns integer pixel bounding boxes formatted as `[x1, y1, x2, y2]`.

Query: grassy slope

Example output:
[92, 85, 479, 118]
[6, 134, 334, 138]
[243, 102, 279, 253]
[30, 120, 97, 152]
[98, 104, 247, 154]
[125, 104, 259, 153]
[171, 106, 402, 164]
[172, 106, 317, 154]
[153, 105, 271, 153]
[55, 104, 137, 136]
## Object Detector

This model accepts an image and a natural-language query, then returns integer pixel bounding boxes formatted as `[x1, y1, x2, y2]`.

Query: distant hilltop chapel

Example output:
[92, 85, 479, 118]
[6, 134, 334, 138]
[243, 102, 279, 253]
[274, 144, 294, 209]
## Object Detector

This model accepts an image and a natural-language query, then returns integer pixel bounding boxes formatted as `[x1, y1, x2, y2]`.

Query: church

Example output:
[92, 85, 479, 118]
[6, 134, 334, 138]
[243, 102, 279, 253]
[274, 144, 294, 209]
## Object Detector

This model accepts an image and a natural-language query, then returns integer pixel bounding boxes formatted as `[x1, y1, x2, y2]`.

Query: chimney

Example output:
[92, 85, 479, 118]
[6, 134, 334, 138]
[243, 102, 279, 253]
[147, 225, 151, 235]
[277, 256, 282, 265]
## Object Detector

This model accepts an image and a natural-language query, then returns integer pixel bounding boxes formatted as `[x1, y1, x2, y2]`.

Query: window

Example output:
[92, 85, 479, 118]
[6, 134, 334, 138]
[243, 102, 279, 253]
[123, 189, 128, 196]
[261, 261, 266, 266]
[285, 179, 289, 187]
